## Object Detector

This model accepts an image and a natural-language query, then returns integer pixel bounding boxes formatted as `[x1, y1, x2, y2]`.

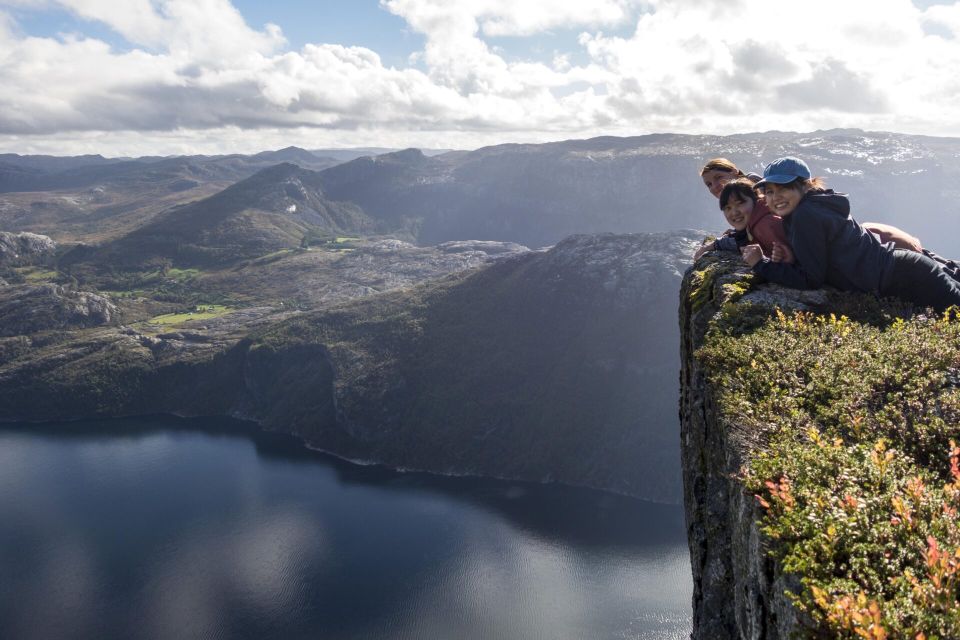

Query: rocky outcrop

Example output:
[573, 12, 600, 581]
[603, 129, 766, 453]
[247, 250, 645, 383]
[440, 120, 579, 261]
[679, 253, 846, 639]
[0, 284, 118, 336]
[234, 231, 699, 502]
[0, 232, 56, 267]
[194, 238, 531, 310]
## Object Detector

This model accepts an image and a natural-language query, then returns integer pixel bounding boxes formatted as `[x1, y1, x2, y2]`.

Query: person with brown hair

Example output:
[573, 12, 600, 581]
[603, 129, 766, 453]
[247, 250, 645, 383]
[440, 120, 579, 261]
[694, 158, 957, 274]
[694, 178, 795, 261]
[743, 157, 960, 311]
[699, 157, 753, 199]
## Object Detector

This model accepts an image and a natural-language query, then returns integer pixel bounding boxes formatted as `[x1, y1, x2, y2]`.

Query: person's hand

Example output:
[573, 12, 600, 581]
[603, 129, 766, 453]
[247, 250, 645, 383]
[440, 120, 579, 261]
[771, 242, 794, 264]
[693, 242, 713, 261]
[740, 244, 764, 267]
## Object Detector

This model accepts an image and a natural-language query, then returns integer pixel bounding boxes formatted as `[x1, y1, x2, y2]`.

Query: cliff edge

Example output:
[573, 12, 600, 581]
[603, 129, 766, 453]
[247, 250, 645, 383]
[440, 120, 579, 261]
[680, 252, 960, 639]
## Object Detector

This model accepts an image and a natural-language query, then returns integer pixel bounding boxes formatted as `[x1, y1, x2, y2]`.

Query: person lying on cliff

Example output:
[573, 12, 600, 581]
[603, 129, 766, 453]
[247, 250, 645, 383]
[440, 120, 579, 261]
[740, 156, 960, 311]
[699, 157, 759, 199]
[693, 158, 949, 266]
[693, 179, 794, 262]
[694, 158, 763, 261]
[707, 180, 960, 283]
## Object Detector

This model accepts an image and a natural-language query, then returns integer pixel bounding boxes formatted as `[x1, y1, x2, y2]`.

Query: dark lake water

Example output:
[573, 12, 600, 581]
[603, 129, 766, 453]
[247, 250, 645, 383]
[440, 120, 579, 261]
[0, 416, 691, 640]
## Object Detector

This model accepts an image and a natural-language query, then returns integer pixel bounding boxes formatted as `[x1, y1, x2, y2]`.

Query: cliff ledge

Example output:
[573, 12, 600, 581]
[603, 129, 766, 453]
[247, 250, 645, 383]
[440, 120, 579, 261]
[681, 252, 960, 639]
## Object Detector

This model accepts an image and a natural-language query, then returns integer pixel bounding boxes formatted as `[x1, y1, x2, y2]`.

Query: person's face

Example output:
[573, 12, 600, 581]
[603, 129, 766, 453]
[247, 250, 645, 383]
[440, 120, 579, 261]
[722, 195, 753, 230]
[762, 183, 804, 217]
[702, 169, 736, 199]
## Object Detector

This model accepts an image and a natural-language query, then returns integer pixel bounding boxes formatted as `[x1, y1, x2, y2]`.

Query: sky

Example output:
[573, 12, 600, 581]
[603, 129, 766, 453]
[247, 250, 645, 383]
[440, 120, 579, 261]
[1, 0, 960, 156]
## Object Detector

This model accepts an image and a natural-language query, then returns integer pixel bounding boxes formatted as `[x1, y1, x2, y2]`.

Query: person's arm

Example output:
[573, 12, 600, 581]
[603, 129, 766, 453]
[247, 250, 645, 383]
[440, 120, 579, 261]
[714, 235, 741, 252]
[862, 222, 922, 252]
[752, 216, 791, 259]
[752, 208, 831, 289]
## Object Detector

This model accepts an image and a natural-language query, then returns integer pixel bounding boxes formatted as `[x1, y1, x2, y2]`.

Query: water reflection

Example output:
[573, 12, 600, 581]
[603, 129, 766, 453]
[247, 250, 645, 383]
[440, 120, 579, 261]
[0, 416, 691, 640]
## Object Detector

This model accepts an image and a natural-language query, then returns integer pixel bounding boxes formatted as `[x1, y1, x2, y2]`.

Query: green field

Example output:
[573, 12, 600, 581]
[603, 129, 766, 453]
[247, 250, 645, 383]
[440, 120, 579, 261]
[146, 305, 233, 326]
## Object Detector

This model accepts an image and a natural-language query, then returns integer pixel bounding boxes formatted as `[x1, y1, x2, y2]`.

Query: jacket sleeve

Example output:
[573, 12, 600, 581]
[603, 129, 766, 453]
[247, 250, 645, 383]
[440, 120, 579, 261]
[714, 235, 740, 252]
[751, 216, 790, 256]
[752, 258, 819, 288]
[752, 207, 831, 289]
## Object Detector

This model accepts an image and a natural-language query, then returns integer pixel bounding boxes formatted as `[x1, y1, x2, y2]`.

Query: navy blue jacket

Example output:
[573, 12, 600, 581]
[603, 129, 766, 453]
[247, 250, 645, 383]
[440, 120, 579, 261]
[714, 229, 747, 253]
[753, 189, 895, 293]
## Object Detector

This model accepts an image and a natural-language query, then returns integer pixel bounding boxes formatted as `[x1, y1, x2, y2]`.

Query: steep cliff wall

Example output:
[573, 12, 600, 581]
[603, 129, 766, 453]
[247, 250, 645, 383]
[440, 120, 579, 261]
[680, 252, 960, 639]
[680, 254, 814, 639]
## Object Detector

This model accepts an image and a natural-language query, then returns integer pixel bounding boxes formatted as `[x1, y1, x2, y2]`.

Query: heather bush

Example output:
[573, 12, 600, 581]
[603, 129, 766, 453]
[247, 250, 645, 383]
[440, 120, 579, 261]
[699, 308, 960, 638]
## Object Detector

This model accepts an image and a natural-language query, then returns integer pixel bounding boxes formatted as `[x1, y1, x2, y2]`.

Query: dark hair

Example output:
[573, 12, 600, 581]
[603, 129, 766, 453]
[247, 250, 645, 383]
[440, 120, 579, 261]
[719, 178, 758, 210]
[700, 157, 744, 177]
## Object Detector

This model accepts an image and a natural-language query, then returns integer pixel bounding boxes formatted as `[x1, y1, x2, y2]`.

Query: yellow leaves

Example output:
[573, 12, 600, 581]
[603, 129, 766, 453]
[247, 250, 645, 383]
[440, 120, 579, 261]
[890, 496, 913, 528]
[816, 589, 888, 640]
[870, 440, 896, 479]
[906, 476, 927, 501]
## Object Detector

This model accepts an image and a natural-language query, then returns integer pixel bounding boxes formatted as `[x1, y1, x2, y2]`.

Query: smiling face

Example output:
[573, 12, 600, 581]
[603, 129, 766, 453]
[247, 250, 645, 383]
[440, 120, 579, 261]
[702, 169, 737, 199]
[722, 193, 753, 230]
[762, 182, 805, 217]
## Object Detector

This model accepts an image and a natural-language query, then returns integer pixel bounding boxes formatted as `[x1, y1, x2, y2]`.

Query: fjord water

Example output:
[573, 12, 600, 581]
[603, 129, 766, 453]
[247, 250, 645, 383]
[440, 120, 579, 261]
[0, 417, 691, 640]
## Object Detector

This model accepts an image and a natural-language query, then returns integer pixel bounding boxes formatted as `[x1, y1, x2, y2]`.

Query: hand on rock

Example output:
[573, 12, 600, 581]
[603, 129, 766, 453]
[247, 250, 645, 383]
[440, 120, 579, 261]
[740, 244, 763, 267]
[693, 242, 712, 261]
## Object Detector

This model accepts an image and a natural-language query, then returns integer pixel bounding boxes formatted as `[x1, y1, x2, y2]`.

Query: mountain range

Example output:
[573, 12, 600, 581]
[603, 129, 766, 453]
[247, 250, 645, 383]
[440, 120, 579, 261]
[4, 129, 957, 264]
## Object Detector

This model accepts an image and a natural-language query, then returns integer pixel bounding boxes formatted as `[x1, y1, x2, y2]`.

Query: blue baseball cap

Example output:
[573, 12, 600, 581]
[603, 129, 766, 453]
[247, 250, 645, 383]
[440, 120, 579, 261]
[755, 157, 811, 187]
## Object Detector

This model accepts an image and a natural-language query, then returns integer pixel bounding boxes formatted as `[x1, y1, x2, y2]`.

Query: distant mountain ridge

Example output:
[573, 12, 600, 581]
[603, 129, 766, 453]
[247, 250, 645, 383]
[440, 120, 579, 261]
[80, 163, 374, 267]
[6, 129, 960, 263]
[0, 146, 341, 193]
[306, 129, 960, 255]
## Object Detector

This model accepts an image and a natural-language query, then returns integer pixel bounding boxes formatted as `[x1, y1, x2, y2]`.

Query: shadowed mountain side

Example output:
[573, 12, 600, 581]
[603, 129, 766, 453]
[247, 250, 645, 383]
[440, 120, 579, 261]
[238, 231, 699, 502]
[0, 232, 699, 502]
[75, 163, 376, 268]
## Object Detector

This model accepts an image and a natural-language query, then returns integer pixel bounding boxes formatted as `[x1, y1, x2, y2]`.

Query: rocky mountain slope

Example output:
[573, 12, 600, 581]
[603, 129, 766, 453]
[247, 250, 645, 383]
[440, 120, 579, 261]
[78, 163, 375, 268]
[0, 231, 698, 503]
[0, 231, 56, 267]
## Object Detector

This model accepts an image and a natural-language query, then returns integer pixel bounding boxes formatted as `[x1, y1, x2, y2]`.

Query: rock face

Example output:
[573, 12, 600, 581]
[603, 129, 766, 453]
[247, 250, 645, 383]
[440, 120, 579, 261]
[679, 253, 844, 639]
[0, 284, 118, 336]
[0, 232, 56, 267]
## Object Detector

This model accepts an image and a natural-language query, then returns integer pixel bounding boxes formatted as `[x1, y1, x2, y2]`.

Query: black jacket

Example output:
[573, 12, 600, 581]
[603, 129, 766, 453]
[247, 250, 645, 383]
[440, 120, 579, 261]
[753, 189, 894, 293]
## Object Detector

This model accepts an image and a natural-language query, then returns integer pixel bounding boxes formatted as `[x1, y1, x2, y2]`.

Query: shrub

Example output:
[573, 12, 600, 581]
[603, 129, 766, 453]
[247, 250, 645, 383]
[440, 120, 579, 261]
[699, 308, 960, 638]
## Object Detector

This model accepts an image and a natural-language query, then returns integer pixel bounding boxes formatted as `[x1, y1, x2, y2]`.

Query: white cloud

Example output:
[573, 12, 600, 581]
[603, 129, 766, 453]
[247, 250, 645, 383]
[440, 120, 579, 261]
[1, 0, 960, 155]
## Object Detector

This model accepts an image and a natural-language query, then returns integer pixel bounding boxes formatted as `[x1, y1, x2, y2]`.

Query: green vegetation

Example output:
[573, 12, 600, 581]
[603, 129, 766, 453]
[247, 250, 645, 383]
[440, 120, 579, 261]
[14, 267, 60, 283]
[698, 306, 960, 638]
[145, 304, 233, 326]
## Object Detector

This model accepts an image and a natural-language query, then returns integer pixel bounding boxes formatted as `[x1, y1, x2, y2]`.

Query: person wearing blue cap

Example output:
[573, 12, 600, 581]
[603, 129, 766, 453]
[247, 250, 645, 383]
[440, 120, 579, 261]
[740, 156, 960, 311]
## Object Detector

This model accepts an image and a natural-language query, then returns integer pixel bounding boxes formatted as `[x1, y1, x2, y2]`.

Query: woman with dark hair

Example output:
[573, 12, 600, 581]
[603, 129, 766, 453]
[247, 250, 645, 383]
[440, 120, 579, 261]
[743, 157, 960, 311]
[695, 158, 959, 276]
